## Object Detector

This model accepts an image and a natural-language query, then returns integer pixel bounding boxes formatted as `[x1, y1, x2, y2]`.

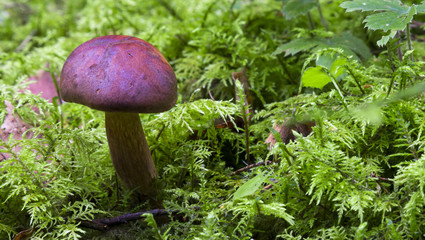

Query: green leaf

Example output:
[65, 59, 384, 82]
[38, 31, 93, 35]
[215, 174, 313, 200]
[273, 38, 326, 56]
[377, 30, 398, 47]
[316, 53, 336, 70]
[260, 202, 295, 225]
[143, 213, 164, 240]
[417, 2, 425, 13]
[340, 0, 417, 46]
[274, 33, 371, 61]
[316, 52, 348, 77]
[363, 6, 416, 31]
[233, 172, 271, 200]
[282, 0, 316, 19]
[301, 66, 332, 89]
[340, 0, 407, 13]
[331, 32, 372, 60]
[330, 57, 347, 78]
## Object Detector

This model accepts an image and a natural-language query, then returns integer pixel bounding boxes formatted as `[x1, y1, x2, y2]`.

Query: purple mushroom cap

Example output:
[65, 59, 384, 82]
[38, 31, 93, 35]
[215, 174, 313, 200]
[60, 35, 177, 113]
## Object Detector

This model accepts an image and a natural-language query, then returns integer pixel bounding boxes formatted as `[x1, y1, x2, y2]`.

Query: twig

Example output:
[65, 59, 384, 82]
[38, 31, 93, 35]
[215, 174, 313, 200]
[263, 178, 279, 190]
[345, 66, 365, 95]
[370, 173, 391, 182]
[78, 208, 183, 231]
[230, 160, 273, 176]
[376, 180, 390, 194]
[155, 124, 167, 141]
[208, 90, 216, 101]
[13, 208, 196, 237]
[370, 173, 391, 194]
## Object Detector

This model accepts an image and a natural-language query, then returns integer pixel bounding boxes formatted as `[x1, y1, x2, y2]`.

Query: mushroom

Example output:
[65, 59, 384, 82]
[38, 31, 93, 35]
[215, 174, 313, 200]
[60, 35, 177, 195]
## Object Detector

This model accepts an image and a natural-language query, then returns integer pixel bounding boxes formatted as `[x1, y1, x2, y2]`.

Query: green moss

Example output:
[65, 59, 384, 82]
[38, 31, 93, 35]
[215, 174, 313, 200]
[2, 0, 425, 239]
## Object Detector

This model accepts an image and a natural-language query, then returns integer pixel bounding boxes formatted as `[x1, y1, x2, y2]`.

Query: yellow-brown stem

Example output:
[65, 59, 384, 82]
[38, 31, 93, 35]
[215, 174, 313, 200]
[105, 112, 156, 195]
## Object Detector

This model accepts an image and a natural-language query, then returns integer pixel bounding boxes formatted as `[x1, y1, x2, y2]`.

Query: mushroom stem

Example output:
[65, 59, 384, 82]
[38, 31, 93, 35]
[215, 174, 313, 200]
[105, 112, 157, 195]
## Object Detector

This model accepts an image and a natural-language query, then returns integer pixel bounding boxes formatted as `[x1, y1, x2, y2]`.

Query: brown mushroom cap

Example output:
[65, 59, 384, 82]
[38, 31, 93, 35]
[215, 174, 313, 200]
[60, 35, 177, 113]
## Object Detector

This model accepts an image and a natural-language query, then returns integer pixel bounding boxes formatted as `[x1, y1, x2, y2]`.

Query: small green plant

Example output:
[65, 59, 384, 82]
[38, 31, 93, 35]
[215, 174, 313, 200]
[279, 0, 328, 30]
[4, 0, 425, 239]
[341, 0, 425, 47]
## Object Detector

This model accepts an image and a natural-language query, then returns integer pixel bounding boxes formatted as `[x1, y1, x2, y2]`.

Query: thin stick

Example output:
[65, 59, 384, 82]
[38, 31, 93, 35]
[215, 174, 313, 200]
[370, 173, 391, 182]
[345, 66, 365, 95]
[230, 160, 273, 176]
[208, 90, 216, 101]
[155, 124, 166, 141]
[78, 208, 181, 231]
[370, 173, 391, 194]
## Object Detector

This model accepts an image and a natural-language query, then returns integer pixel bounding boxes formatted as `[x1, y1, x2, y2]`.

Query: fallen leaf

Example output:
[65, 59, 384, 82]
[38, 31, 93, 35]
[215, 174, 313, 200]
[21, 62, 60, 113]
[12, 227, 34, 240]
[0, 100, 33, 161]
[25, 65, 59, 103]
